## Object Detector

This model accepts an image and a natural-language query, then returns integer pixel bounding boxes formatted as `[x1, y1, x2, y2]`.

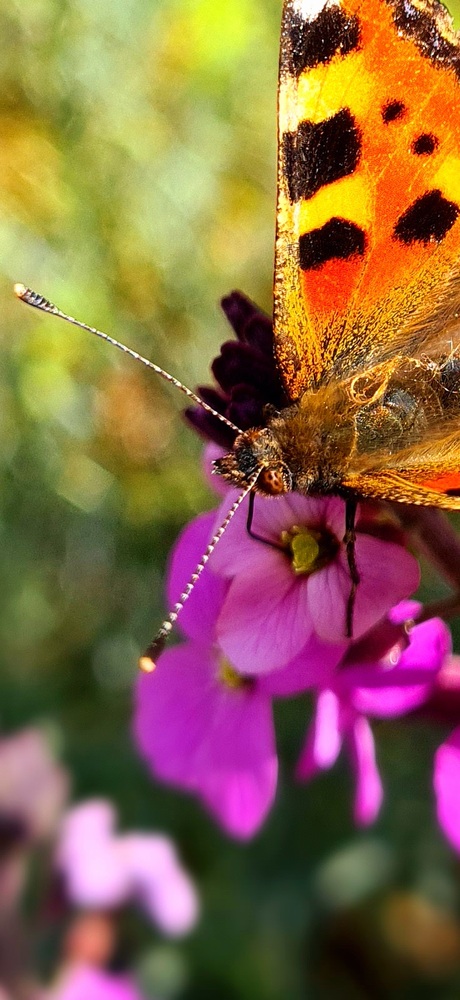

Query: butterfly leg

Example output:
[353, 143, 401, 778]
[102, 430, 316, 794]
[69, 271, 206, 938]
[246, 491, 285, 551]
[344, 497, 360, 638]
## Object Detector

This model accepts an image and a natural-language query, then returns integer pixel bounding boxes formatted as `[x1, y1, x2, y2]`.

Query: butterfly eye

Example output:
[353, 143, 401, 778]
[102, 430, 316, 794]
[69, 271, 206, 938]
[257, 464, 292, 495]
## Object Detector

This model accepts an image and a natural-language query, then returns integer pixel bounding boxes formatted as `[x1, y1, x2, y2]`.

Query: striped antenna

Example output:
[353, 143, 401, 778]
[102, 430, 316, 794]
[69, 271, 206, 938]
[14, 284, 242, 436]
[139, 469, 260, 672]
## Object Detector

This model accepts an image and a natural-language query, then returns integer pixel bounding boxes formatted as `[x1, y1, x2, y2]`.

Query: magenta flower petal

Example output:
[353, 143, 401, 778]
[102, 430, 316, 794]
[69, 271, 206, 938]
[352, 536, 420, 633]
[346, 715, 383, 826]
[306, 561, 351, 643]
[352, 682, 434, 717]
[135, 645, 217, 790]
[434, 726, 460, 853]
[296, 689, 342, 780]
[347, 617, 451, 717]
[134, 643, 277, 839]
[260, 493, 345, 538]
[391, 616, 451, 675]
[217, 562, 314, 675]
[196, 688, 278, 839]
[309, 536, 420, 642]
[389, 600, 422, 624]
[209, 495, 279, 579]
[211, 493, 346, 580]
[49, 965, 145, 1000]
[166, 512, 228, 645]
[262, 634, 344, 698]
[288, 495, 345, 536]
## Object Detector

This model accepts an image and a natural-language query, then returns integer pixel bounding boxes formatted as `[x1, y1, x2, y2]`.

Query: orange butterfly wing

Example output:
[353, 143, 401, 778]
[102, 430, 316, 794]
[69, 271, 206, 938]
[343, 423, 460, 505]
[275, 0, 460, 400]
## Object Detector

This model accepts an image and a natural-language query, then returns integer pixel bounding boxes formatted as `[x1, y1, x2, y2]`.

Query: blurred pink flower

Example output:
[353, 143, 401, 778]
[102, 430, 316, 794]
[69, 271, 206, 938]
[56, 800, 198, 936]
[432, 657, 460, 852]
[0, 728, 68, 840]
[208, 492, 420, 675]
[134, 512, 341, 839]
[298, 603, 451, 825]
[46, 964, 146, 1000]
[434, 725, 460, 853]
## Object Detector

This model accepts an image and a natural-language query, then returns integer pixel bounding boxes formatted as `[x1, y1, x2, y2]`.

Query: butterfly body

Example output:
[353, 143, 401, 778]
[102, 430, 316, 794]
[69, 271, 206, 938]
[215, 383, 354, 497]
[216, 0, 460, 514]
[215, 351, 460, 504]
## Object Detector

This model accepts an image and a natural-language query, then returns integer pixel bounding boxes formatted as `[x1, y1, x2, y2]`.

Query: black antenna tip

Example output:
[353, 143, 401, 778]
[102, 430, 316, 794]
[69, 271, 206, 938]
[138, 624, 172, 672]
[14, 284, 56, 312]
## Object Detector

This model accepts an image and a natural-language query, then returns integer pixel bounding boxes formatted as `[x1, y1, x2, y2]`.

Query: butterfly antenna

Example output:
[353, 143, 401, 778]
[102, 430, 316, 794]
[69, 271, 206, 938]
[139, 469, 260, 673]
[14, 284, 242, 436]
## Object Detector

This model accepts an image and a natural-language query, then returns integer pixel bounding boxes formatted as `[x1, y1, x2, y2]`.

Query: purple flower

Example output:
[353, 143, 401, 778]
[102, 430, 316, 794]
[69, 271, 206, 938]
[298, 687, 384, 825]
[185, 291, 288, 448]
[298, 603, 451, 825]
[209, 491, 420, 675]
[432, 657, 460, 852]
[134, 512, 341, 839]
[434, 723, 460, 853]
[45, 964, 146, 1000]
[56, 800, 198, 936]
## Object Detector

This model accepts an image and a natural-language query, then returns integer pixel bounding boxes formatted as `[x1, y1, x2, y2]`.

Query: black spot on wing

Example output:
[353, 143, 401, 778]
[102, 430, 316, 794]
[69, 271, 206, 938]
[287, 5, 361, 76]
[393, 190, 459, 244]
[381, 100, 406, 123]
[412, 133, 438, 155]
[283, 109, 361, 203]
[299, 218, 366, 270]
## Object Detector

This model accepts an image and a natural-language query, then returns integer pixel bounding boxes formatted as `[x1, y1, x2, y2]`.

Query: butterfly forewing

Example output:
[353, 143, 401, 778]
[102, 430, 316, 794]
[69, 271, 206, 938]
[274, 0, 460, 403]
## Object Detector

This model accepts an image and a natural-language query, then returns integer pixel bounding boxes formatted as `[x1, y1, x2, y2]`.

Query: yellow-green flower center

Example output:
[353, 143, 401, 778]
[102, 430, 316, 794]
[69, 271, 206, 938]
[281, 524, 339, 576]
[218, 656, 248, 690]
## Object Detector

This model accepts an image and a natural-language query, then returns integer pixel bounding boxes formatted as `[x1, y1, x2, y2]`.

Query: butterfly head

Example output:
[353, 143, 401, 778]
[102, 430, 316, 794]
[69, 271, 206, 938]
[214, 427, 294, 496]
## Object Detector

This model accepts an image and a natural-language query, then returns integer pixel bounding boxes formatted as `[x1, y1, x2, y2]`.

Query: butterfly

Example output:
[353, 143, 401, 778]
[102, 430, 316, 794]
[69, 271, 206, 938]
[210, 0, 460, 632]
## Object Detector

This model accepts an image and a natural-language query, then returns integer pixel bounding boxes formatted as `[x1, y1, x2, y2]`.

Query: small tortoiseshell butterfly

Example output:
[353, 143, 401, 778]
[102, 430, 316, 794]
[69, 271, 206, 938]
[16, 0, 460, 656]
[212, 0, 460, 631]
[219, 0, 460, 507]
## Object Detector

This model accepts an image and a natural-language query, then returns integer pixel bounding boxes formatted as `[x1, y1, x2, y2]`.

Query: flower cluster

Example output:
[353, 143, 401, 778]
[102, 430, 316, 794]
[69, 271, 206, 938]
[56, 799, 198, 936]
[134, 293, 460, 851]
[134, 472, 454, 839]
[0, 728, 198, 999]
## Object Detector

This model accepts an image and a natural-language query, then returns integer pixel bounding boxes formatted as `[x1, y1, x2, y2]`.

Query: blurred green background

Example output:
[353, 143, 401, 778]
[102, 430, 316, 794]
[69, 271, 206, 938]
[3, 0, 460, 996]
